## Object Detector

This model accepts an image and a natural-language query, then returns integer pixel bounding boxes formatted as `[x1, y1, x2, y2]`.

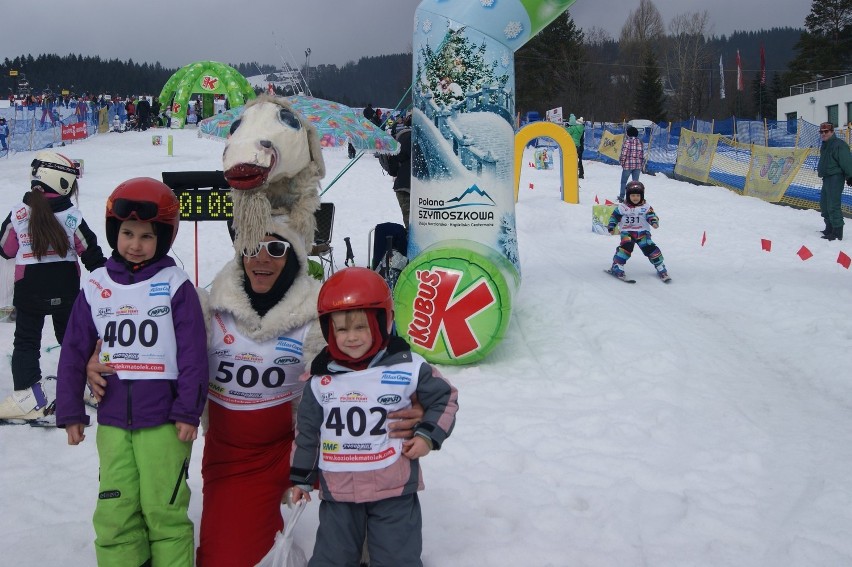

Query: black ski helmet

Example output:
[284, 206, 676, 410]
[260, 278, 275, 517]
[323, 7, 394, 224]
[625, 180, 645, 204]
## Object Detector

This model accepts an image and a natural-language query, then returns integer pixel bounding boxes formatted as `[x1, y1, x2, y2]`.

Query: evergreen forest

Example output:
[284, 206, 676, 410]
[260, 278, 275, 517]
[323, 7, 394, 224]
[0, 2, 840, 125]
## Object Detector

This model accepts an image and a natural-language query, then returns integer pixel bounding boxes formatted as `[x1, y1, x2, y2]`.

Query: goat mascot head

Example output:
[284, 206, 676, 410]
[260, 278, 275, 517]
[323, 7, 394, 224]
[223, 95, 325, 254]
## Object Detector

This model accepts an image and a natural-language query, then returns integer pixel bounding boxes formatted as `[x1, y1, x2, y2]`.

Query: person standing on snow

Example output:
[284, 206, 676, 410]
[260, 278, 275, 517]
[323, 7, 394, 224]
[0, 117, 9, 151]
[56, 178, 207, 566]
[0, 152, 105, 422]
[566, 114, 585, 179]
[618, 126, 644, 203]
[816, 122, 852, 241]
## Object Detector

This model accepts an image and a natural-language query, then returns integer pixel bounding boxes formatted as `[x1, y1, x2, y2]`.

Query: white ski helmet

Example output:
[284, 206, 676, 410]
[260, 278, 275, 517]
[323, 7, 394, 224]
[30, 151, 79, 196]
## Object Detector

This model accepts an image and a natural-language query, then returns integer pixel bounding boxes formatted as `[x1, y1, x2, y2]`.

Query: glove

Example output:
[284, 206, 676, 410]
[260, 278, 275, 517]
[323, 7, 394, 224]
[846, 177, 852, 187]
[652, 223, 659, 229]
[609, 227, 617, 235]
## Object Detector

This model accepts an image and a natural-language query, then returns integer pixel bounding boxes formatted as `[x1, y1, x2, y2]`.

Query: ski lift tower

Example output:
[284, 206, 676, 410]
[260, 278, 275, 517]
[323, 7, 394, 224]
[272, 32, 312, 97]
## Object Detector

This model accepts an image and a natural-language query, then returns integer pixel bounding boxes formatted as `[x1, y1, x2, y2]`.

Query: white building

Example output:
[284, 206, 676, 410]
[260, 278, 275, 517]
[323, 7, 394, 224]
[777, 73, 852, 126]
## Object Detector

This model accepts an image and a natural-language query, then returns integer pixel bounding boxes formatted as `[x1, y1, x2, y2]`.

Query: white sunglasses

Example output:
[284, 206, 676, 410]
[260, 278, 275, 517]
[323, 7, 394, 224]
[244, 240, 290, 258]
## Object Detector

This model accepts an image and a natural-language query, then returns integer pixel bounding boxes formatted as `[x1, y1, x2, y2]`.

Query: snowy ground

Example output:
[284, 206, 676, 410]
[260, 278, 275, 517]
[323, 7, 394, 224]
[1, 128, 851, 566]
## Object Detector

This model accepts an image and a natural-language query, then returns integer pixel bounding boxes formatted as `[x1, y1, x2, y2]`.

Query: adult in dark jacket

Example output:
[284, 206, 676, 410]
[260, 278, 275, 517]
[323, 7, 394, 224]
[387, 115, 412, 228]
[136, 97, 151, 131]
[816, 122, 852, 241]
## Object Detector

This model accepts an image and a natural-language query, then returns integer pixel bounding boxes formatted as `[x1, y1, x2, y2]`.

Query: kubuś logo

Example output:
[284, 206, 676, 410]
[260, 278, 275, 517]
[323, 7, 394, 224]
[407, 267, 496, 358]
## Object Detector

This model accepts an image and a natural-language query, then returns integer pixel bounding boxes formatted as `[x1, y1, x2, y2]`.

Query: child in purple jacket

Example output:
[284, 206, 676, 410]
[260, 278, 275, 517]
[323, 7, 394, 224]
[56, 177, 208, 567]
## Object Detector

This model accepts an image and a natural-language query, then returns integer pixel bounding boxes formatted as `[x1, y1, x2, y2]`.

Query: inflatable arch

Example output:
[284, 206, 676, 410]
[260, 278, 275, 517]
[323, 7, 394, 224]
[158, 61, 256, 128]
[513, 121, 579, 204]
[394, 0, 578, 365]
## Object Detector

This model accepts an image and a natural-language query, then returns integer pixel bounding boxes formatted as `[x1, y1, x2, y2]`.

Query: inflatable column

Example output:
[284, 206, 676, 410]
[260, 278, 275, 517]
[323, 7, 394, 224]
[394, 0, 577, 365]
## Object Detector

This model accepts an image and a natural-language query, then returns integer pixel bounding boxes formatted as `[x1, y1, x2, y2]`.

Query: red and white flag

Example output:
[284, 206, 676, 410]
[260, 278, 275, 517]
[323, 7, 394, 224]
[760, 45, 766, 85]
[736, 50, 744, 91]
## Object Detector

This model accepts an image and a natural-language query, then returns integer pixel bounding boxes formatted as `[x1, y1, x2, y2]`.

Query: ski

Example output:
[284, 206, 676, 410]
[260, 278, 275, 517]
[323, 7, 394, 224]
[604, 269, 636, 283]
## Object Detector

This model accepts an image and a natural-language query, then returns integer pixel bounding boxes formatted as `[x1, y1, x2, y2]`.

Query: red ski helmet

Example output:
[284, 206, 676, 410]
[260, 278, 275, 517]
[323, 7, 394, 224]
[105, 177, 180, 259]
[317, 267, 393, 341]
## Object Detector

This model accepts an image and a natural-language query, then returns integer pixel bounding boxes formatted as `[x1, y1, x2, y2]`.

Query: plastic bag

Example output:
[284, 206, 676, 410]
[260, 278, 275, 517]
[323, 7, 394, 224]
[254, 500, 309, 567]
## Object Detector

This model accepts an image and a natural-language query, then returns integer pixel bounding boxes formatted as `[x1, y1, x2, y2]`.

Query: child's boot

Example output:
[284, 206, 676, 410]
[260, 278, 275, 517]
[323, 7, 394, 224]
[0, 381, 48, 420]
[656, 264, 671, 282]
[609, 264, 626, 279]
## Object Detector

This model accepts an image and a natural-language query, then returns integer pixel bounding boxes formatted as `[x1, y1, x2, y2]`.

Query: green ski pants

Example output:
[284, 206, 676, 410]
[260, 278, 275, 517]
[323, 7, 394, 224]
[94, 424, 194, 567]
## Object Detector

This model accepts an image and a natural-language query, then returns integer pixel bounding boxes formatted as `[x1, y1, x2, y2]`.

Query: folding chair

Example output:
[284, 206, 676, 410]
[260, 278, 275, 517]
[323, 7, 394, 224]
[310, 202, 336, 280]
[368, 222, 408, 290]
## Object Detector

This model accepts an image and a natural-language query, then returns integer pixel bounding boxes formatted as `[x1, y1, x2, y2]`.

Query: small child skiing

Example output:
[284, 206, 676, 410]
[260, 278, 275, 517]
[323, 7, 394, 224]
[607, 180, 670, 282]
[55, 177, 208, 566]
[289, 267, 458, 566]
[0, 152, 106, 421]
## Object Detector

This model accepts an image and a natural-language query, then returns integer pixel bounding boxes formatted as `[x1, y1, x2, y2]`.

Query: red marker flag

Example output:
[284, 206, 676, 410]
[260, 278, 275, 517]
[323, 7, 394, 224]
[797, 245, 813, 261]
[838, 251, 851, 269]
[604, 199, 614, 205]
[594, 195, 600, 204]
[760, 238, 771, 252]
[528, 182, 534, 190]
[701, 231, 707, 246]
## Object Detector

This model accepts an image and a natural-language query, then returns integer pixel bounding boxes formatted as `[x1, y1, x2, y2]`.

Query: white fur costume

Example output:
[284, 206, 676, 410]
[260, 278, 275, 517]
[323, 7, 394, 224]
[223, 95, 326, 255]
[196, 217, 325, 362]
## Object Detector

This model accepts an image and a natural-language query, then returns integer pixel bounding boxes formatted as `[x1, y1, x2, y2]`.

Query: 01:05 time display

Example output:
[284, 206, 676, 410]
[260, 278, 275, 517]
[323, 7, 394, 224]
[173, 188, 234, 221]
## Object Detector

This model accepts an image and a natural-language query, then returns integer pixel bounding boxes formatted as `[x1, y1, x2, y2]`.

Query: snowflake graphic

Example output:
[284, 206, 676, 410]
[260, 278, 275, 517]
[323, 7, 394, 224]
[499, 214, 521, 273]
[501, 52, 510, 68]
[504, 21, 523, 40]
[422, 18, 433, 34]
[480, 0, 495, 7]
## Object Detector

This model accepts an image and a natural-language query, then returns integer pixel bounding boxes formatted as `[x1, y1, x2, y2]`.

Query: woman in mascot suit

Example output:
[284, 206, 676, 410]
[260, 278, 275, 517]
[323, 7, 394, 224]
[87, 214, 424, 567]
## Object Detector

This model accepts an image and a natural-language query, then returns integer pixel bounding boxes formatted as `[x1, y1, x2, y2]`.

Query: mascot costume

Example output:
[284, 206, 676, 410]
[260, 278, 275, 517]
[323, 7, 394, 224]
[223, 94, 326, 254]
[196, 95, 327, 567]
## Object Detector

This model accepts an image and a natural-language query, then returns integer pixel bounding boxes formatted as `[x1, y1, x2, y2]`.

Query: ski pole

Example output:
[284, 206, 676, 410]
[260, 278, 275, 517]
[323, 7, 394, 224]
[344, 237, 355, 266]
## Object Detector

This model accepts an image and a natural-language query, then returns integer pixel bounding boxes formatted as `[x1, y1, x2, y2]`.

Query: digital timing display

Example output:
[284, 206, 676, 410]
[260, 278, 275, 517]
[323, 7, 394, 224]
[173, 188, 233, 221]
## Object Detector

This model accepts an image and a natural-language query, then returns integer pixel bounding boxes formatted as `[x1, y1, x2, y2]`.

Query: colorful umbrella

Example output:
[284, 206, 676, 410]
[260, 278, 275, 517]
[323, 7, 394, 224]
[197, 95, 399, 154]
[287, 95, 398, 154]
[197, 107, 243, 140]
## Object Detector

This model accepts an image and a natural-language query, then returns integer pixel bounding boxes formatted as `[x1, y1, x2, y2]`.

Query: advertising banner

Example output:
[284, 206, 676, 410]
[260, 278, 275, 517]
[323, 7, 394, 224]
[61, 122, 87, 141]
[745, 145, 810, 202]
[598, 130, 623, 162]
[403, 0, 577, 364]
[674, 128, 719, 184]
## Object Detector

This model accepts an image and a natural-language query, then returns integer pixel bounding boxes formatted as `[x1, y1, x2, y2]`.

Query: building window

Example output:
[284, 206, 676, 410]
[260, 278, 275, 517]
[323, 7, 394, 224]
[828, 104, 839, 126]
[847, 102, 852, 126]
[786, 112, 797, 134]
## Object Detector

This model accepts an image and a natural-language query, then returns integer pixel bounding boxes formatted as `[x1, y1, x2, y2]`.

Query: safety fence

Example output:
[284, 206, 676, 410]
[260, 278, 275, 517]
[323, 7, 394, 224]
[0, 102, 124, 156]
[581, 118, 850, 218]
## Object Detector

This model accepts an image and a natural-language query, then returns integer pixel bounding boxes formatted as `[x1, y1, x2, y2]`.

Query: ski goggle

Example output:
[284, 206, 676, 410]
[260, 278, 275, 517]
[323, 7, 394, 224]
[31, 158, 79, 177]
[109, 198, 161, 221]
[244, 240, 291, 258]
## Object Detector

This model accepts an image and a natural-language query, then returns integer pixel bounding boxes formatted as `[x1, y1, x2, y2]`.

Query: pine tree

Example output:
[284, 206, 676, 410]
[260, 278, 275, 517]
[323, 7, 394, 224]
[418, 28, 509, 108]
[633, 50, 666, 122]
[515, 13, 585, 116]
[785, 0, 852, 86]
[751, 71, 773, 119]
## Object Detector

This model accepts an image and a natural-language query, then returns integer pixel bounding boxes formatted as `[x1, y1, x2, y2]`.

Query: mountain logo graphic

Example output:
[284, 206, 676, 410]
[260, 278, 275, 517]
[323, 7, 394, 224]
[419, 184, 496, 210]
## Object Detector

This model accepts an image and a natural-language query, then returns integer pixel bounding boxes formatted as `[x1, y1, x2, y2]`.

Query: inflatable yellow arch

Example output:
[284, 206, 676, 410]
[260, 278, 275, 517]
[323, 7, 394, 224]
[513, 121, 579, 204]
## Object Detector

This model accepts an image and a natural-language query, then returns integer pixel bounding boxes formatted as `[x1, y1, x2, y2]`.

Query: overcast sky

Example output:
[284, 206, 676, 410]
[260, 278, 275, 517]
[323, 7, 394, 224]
[0, 0, 810, 72]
